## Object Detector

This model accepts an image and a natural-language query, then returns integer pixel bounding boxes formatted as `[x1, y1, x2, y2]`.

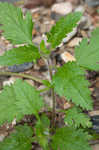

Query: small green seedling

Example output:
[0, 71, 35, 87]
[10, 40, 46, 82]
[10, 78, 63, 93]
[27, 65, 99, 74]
[0, 2, 99, 150]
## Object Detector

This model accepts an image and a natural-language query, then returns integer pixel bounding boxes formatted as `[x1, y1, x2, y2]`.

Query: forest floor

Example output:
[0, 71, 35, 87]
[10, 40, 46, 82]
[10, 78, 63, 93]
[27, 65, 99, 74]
[0, 0, 99, 149]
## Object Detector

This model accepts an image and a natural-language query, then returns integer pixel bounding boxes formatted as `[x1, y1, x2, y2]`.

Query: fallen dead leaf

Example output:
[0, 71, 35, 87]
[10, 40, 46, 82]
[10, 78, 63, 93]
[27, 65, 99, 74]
[61, 51, 76, 63]
[67, 37, 82, 47]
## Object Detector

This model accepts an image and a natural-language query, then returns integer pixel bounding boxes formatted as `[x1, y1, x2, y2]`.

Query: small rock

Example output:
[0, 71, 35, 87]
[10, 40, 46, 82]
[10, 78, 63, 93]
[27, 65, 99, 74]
[38, 58, 46, 67]
[24, 0, 56, 9]
[8, 62, 33, 73]
[95, 77, 99, 88]
[30, 7, 40, 14]
[3, 77, 17, 86]
[89, 87, 94, 92]
[40, 23, 53, 33]
[51, 12, 62, 20]
[91, 115, 99, 123]
[3, 78, 14, 86]
[1, 36, 5, 41]
[80, 30, 88, 37]
[67, 37, 82, 47]
[32, 29, 38, 36]
[75, 5, 85, 13]
[91, 115, 99, 133]
[41, 0, 56, 7]
[63, 102, 73, 109]
[51, 2, 73, 16]
[85, 0, 99, 7]
[78, 15, 92, 29]
[33, 36, 42, 45]
[4, 39, 9, 45]
[67, 0, 80, 5]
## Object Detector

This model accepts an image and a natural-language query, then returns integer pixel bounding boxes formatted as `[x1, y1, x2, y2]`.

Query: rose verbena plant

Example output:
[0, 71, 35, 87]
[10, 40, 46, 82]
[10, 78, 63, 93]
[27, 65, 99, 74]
[0, 2, 99, 150]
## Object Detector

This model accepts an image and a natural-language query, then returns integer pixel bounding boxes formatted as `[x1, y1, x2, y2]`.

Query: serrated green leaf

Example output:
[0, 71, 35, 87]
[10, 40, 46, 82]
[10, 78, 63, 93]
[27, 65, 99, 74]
[0, 79, 44, 125]
[47, 12, 82, 49]
[97, 9, 99, 14]
[51, 127, 92, 150]
[64, 107, 92, 128]
[42, 80, 53, 88]
[0, 2, 33, 45]
[75, 28, 99, 71]
[40, 40, 50, 56]
[35, 115, 50, 150]
[53, 62, 93, 110]
[0, 45, 40, 66]
[0, 124, 33, 150]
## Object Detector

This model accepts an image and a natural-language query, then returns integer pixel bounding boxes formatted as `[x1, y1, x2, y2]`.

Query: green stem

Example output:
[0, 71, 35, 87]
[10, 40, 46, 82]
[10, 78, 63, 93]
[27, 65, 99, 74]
[38, 87, 49, 93]
[47, 59, 56, 128]
[0, 71, 43, 84]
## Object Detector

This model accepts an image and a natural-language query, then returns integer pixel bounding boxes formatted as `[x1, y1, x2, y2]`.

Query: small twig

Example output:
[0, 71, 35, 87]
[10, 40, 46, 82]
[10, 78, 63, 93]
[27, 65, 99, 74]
[0, 71, 43, 84]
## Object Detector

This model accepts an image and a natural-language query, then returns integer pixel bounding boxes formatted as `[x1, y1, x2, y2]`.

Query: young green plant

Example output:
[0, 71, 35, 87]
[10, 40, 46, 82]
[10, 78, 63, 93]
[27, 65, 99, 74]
[0, 2, 99, 150]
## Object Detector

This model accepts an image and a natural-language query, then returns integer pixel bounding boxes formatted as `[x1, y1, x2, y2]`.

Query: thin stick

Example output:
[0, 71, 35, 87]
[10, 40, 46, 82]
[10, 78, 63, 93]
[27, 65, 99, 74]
[0, 71, 43, 84]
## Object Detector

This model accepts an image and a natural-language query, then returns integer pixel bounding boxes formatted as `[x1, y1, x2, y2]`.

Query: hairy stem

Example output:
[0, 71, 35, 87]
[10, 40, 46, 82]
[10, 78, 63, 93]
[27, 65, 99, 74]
[47, 59, 56, 128]
[0, 71, 43, 84]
